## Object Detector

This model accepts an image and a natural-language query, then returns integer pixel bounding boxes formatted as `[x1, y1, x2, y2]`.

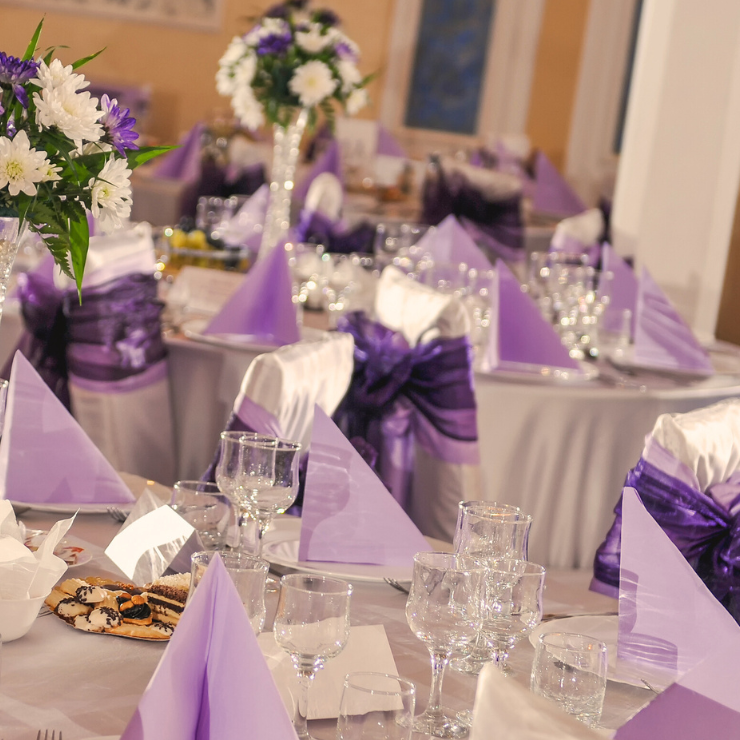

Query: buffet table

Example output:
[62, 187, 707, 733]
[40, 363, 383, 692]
[0, 508, 650, 740]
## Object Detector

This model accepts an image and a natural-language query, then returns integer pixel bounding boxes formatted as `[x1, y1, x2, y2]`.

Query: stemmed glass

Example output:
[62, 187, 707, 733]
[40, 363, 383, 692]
[405, 552, 485, 739]
[238, 435, 302, 555]
[214, 431, 272, 553]
[480, 559, 545, 675]
[452, 502, 532, 675]
[274, 574, 353, 740]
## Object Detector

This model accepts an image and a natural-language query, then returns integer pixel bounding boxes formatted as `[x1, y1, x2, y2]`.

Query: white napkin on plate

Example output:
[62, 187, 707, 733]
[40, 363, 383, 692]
[258, 624, 399, 720]
[551, 208, 604, 251]
[0, 500, 71, 598]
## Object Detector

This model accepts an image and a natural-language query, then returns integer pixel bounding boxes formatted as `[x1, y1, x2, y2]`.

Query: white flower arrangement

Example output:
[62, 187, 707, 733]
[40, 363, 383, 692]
[216, 0, 370, 130]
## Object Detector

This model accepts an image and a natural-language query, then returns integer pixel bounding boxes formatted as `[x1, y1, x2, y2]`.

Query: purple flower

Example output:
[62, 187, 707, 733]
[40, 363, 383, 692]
[335, 42, 357, 61]
[257, 31, 292, 56]
[264, 4, 290, 19]
[6, 118, 15, 139]
[314, 9, 339, 27]
[99, 94, 139, 156]
[0, 52, 39, 108]
[286, 0, 308, 8]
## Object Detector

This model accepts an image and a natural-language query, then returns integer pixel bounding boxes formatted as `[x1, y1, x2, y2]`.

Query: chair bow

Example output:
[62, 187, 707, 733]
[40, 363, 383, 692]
[293, 210, 375, 254]
[593, 455, 740, 621]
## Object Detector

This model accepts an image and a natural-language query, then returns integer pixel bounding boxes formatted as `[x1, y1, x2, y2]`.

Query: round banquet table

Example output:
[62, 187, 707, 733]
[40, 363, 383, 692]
[474, 350, 740, 570]
[0, 507, 650, 740]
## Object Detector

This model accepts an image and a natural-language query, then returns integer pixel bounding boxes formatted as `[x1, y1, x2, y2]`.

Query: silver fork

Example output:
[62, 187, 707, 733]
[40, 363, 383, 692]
[107, 506, 128, 523]
[36, 732, 61, 740]
[384, 578, 410, 595]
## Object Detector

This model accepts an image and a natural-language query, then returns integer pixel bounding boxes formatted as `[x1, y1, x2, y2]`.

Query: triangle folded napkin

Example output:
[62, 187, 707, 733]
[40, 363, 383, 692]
[298, 406, 431, 566]
[485, 262, 582, 373]
[415, 215, 493, 272]
[203, 242, 300, 346]
[614, 487, 740, 737]
[152, 122, 205, 183]
[633, 268, 713, 375]
[601, 244, 638, 336]
[532, 151, 586, 218]
[376, 125, 406, 158]
[121, 554, 298, 740]
[0, 351, 135, 505]
[295, 139, 343, 202]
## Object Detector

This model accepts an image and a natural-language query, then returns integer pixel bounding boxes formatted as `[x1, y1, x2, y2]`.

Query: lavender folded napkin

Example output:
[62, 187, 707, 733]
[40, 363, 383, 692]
[415, 215, 493, 272]
[121, 554, 298, 740]
[298, 406, 431, 566]
[152, 123, 205, 183]
[601, 244, 638, 335]
[203, 242, 300, 346]
[485, 262, 581, 372]
[0, 352, 135, 505]
[376, 125, 406, 158]
[532, 151, 586, 218]
[633, 268, 713, 375]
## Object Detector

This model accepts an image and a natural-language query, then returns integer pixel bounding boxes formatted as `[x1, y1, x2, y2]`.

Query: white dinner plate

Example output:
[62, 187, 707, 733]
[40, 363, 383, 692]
[606, 346, 715, 379]
[263, 534, 413, 584]
[182, 319, 326, 352]
[24, 529, 93, 568]
[476, 360, 598, 385]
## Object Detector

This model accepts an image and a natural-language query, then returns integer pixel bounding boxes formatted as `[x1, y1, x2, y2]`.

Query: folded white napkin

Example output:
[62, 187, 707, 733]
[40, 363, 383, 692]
[650, 398, 740, 492]
[258, 624, 399, 720]
[374, 266, 470, 346]
[551, 208, 604, 250]
[304, 172, 343, 220]
[471, 663, 608, 740]
[441, 157, 522, 200]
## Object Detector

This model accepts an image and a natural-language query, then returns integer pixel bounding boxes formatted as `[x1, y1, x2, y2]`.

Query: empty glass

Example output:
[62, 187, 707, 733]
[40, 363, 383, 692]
[170, 480, 232, 550]
[238, 436, 302, 555]
[188, 550, 269, 633]
[531, 632, 608, 727]
[405, 552, 485, 738]
[337, 673, 416, 740]
[481, 559, 545, 675]
[275, 574, 353, 740]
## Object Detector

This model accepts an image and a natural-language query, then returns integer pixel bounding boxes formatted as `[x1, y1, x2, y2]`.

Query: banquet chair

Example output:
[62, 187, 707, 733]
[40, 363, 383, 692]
[16, 222, 177, 485]
[202, 331, 355, 480]
[592, 398, 740, 618]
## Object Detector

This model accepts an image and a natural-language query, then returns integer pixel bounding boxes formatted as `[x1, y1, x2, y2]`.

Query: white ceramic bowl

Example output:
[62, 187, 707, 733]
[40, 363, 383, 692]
[0, 594, 47, 642]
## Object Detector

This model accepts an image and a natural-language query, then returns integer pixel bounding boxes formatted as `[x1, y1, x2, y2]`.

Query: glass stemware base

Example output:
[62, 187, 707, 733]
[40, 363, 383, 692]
[412, 708, 471, 739]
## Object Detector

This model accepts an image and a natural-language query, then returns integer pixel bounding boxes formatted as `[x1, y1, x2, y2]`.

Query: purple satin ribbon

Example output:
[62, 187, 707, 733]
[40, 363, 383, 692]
[294, 210, 375, 254]
[592, 454, 740, 621]
[335, 311, 479, 506]
[422, 163, 524, 251]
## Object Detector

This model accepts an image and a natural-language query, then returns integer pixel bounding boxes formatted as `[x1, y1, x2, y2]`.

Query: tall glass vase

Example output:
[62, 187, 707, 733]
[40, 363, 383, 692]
[0, 218, 22, 328]
[259, 108, 309, 257]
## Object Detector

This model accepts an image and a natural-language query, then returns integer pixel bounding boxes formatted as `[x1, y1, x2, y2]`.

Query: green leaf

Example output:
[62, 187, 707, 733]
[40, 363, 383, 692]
[126, 145, 177, 170]
[71, 48, 105, 70]
[68, 210, 89, 299]
[22, 18, 44, 61]
[42, 45, 69, 66]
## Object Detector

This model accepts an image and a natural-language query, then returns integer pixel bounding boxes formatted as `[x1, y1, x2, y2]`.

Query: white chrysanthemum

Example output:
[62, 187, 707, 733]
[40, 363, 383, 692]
[346, 88, 369, 116]
[89, 157, 133, 232]
[245, 18, 290, 46]
[337, 60, 362, 92]
[216, 67, 236, 97]
[232, 87, 265, 131]
[0, 130, 51, 196]
[80, 141, 113, 156]
[41, 162, 62, 183]
[34, 86, 103, 145]
[289, 61, 337, 107]
[32, 59, 89, 92]
[233, 54, 257, 86]
[219, 36, 249, 68]
[296, 23, 332, 53]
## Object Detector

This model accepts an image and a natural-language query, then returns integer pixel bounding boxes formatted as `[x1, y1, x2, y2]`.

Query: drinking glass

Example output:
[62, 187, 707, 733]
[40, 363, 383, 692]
[275, 574, 353, 740]
[530, 632, 608, 727]
[188, 550, 269, 633]
[337, 673, 416, 740]
[170, 480, 232, 550]
[214, 431, 270, 553]
[452, 502, 533, 675]
[405, 552, 485, 738]
[238, 436, 302, 555]
[481, 559, 545, 675]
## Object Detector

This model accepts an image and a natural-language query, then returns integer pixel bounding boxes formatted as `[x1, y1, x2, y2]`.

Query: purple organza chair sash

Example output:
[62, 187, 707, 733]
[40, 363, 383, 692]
[334, 311, 479, 507]
[294, 210, 375, 254]
[8, 271, 166, 406]
[592, 448, 740, 621]
[422, 162, 524, 252]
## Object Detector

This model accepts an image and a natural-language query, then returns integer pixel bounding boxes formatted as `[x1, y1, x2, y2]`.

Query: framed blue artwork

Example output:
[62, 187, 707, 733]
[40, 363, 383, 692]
[405, 0, 496, 135]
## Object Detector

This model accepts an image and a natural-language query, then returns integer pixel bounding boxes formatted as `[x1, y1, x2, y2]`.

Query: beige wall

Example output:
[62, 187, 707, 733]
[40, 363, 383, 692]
[0, 0, 395, 144]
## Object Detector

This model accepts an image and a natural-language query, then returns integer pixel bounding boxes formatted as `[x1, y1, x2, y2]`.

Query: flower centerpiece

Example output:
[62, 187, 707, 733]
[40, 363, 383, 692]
[0, 20, 172, 316]
[216, 0, 370, 254]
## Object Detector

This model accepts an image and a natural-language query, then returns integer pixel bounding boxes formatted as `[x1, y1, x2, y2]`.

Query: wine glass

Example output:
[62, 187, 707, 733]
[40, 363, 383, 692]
[170, 480, 231, 550]
[214, 431, 273, 553]
[405, 552, 485, 739]
[238, 435, 301, 555]
[480, 559, 545, 675]
[274, 574, 353, 740]
[452, 502, 533, 675]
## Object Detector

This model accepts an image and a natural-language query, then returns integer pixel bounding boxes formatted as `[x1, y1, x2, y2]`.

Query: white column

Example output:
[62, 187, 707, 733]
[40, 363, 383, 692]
[611, 0, 740, 337]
